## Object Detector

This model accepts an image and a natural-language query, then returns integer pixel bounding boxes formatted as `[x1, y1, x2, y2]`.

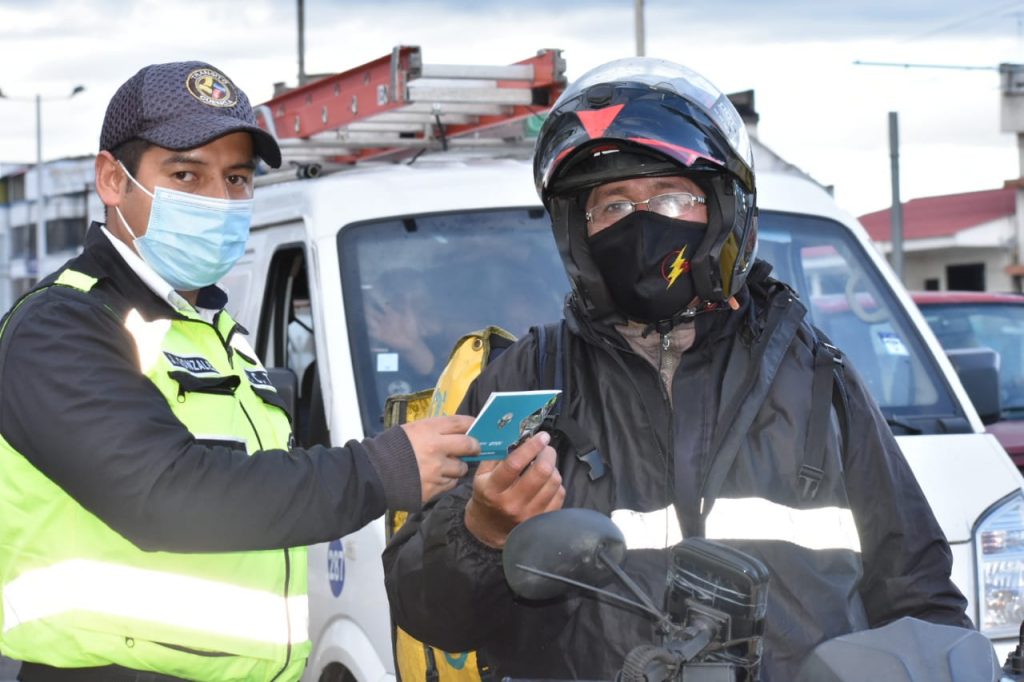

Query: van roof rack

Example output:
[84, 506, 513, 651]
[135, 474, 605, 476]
[254, 45, 566, 179]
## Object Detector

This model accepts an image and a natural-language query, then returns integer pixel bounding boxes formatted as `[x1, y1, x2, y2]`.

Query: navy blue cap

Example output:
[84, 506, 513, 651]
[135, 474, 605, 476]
[100, 61, 281, 168]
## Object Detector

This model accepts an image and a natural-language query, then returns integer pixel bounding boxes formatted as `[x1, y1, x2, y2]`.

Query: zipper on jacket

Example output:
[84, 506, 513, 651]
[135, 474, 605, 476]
[237, 399, 266, 450]
[182, 315, 236, 369]
[212, 311, 237, 369]
[657, 335, 677, 502]
[598, 333, 672, 465]
[656, 332, 677, 406]
[600, 329, 678, 529]
[268, 548, 293, 682]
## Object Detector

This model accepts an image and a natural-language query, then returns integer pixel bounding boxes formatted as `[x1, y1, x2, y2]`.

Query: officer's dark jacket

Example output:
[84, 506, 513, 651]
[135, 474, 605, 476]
[0, 224, 421, 554]
[384, 277, 972, 681]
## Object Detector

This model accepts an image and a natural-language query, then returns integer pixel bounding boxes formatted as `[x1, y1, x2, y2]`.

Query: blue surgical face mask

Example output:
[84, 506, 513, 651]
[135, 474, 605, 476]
[115, 162, 253, 291]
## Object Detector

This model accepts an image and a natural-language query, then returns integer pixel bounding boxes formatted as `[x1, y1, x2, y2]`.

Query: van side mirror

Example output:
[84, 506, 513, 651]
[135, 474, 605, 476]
[946, 347, 1001, 424]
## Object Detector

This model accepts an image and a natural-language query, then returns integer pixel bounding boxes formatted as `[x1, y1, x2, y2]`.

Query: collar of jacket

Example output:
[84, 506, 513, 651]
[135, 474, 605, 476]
[66, 223, 229, 322]
[565, 289, 748, 357]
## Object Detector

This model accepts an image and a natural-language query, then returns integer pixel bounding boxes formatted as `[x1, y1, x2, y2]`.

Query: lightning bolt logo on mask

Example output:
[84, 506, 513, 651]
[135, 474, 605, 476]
[588, 212, 706, 323]
[664, 245, 690, 288]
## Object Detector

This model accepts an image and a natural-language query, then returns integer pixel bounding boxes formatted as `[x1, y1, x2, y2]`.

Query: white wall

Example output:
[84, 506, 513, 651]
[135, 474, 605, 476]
[903, 248, 1015, 292]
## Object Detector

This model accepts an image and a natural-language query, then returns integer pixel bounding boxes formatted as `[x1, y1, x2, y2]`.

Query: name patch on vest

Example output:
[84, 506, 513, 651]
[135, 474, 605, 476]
[245, 369, 273, 387]
[163, 352, 217, 374]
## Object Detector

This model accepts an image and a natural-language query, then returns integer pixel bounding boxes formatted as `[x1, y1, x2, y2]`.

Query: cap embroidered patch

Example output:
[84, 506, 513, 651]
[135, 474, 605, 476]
[185, 68, 237, 108]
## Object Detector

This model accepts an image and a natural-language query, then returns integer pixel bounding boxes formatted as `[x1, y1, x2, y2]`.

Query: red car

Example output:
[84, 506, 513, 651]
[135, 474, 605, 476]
[913, 290, 1024, 470]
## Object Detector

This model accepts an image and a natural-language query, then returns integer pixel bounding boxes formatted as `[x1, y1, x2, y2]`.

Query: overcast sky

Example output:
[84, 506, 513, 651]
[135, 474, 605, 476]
[1, 0, 1022, 217]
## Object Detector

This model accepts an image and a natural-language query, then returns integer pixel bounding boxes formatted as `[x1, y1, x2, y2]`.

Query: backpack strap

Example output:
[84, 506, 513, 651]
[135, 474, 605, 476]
[535, 321, 605, 481]
[799, 327, 851, 500]
[699, 289, 807, 524]
[799, 336, 845, 500]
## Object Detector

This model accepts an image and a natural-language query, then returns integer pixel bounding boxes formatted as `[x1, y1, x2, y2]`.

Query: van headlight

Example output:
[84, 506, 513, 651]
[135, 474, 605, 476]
[975, 492, 1024, 637]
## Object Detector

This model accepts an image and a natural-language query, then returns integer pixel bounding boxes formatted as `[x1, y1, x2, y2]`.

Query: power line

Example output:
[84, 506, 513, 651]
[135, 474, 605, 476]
[852, 60, 999, 71]
[902, 0, 1024, 43]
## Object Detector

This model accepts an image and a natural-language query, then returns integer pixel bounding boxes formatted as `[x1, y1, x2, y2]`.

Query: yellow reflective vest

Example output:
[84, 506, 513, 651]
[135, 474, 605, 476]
[0, 269, 309, 681]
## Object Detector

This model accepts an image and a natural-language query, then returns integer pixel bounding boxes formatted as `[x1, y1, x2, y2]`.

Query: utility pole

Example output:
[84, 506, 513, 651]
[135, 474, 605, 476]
[635, 0, 645, 57]
[297, 0, 307, 86]
[888, 111, 905, 283]
[855, 59, 1011, 289]
[34, 94, 44, 279]
[1000, 63, 1024, 292]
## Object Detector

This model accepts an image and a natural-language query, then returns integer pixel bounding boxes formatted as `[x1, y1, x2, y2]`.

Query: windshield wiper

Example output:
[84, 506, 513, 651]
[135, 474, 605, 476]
[886, 416, 924, 435]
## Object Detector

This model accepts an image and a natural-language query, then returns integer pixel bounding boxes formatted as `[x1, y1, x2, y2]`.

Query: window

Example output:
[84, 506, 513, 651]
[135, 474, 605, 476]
[11, 225, 35, 260]
[7, 175, 26, 203]
[254, 247, 328, 448]
[759, 212, 965, 434]
[947, 263, 985, 291]
[339, 207, 570, 435]
[46, 217, 87, 254]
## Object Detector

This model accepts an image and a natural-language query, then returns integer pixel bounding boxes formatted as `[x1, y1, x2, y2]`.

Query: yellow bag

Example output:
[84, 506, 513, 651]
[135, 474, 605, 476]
[384, 326, 517, 682]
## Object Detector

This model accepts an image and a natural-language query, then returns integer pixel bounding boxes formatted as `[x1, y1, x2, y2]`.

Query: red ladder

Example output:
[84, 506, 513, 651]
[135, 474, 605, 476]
[254, 45, 566, 167]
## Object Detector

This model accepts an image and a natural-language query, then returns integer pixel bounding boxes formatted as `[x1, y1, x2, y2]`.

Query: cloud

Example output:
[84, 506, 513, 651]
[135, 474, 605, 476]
[1, 0, 1021, 214]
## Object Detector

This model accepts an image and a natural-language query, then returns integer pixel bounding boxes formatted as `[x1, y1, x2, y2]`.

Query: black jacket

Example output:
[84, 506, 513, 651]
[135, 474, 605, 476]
[384, 279, 971, 681]
[0, 224, 421, 553]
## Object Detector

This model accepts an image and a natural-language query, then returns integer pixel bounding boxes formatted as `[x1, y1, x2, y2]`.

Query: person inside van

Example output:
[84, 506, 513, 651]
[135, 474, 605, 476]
[0, 60, 479, 682]
[366, 269, 449, 396]
[383, 57, 973, 681]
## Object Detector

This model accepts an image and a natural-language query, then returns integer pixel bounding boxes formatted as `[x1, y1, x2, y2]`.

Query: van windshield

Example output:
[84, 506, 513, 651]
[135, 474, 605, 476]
[339, 207, 969, 436]
[758, 211, 967, 434]
[338, 207, 570, 434]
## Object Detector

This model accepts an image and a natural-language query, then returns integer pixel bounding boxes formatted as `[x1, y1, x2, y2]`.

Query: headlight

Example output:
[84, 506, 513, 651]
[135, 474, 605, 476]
[975, 492, 1024, 637]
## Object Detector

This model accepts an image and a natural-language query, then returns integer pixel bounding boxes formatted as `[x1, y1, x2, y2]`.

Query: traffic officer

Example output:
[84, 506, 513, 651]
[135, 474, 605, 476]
[0, 60, 477, 681]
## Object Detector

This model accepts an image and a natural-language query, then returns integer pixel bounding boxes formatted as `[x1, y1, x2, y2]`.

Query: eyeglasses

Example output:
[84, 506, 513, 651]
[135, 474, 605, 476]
[585, 191, 707, 229]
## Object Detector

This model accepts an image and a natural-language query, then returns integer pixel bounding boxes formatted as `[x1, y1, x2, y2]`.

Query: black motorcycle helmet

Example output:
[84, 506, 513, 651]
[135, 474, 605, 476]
[534, 58, 758, 323]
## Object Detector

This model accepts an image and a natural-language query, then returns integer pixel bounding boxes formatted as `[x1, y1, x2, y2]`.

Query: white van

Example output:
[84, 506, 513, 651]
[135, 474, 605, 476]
[220, 148, 1024, 681]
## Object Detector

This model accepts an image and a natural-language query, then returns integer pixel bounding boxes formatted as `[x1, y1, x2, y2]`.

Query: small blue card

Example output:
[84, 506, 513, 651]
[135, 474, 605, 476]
[464, 390, 561, 462]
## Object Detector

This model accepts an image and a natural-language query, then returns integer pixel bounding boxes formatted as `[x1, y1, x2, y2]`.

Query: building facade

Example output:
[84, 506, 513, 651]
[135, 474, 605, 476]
[859, 187, 1019, 293]
[0, 156, 102, 312]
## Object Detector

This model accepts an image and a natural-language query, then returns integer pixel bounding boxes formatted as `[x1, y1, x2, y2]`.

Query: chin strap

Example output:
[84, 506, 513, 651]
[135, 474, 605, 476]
[639, 298, 731, 338]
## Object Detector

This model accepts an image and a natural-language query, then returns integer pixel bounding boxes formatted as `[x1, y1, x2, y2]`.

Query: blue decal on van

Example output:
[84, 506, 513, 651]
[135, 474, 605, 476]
[327, 539, 345, 597]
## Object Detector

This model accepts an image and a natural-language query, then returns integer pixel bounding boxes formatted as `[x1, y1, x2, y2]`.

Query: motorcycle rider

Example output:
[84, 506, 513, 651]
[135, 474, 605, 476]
[384, 57, 972, 681]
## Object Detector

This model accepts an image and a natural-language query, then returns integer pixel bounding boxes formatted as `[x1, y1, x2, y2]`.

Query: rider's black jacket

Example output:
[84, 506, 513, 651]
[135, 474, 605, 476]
[384, 276, 972, 681]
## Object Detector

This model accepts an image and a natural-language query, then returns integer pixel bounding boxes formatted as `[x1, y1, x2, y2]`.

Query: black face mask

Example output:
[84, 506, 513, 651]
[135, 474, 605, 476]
[588, 211, 707, 323]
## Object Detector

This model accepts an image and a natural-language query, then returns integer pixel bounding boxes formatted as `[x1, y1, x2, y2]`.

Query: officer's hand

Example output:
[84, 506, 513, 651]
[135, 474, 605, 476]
[464, 431, 564, 549]
[401, 415, 476, 503]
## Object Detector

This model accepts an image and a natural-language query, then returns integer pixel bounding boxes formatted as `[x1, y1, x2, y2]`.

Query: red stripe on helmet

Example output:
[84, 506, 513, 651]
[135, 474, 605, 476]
[630, 137, 725, 169]
[576, 104, 625, 140]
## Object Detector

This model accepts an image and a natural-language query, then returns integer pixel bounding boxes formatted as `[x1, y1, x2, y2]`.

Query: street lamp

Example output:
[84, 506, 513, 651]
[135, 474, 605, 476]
[0, 84, 85, 283]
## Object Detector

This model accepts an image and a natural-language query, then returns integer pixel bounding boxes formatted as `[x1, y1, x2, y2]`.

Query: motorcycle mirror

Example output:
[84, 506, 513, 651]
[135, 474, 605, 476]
[503, 508, 627, 600]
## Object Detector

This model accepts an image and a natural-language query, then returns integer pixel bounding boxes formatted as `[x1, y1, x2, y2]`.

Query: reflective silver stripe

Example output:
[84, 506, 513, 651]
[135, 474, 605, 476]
[612, 506, 683, 549]
[3, 559, 308, 644]
[124, 309, 172, 373]
[705, 497, 861, 552]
